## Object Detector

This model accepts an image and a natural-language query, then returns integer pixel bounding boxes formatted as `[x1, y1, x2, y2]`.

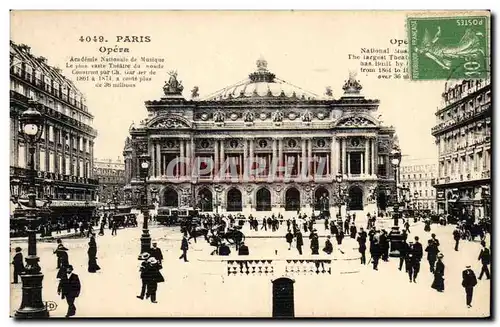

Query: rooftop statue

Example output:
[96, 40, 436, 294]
[163, 70, 184, 95]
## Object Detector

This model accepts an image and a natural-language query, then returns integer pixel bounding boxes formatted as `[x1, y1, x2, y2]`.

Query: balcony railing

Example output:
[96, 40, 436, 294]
[432, 103, 491, 135]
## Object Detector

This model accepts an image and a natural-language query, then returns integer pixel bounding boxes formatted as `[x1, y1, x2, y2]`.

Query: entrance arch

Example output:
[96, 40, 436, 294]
[163, 188, 179, 207]
[256, 188, 272, 211]
[227, 188, 242, 212]
[285, 187, 300, 211]
[314, 187, 329, 211]
[348, 186, 363, 211]
[198, 188, 213, 212]
[377, 190, 387, 211]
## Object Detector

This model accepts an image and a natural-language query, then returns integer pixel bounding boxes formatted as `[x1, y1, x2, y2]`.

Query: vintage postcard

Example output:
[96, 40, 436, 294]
[9, 10, 491, 318]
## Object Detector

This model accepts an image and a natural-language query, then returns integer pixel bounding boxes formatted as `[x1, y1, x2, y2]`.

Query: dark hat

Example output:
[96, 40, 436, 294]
[15, 247, 22, 252]
[66, 265, 74, 269]
[437, 253, 444, 258]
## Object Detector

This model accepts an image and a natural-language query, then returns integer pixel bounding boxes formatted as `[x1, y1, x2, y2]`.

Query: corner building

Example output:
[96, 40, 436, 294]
[10, 41, 98, 207]
[125, 59, 399, 216]
[431, 79, 491, 220]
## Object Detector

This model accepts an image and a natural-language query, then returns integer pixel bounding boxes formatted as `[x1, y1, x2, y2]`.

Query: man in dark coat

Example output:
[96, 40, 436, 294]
[462, 265, 478, 308]
[453, 228, 461, 251]
[349, 223, 357, 239]
[406, 252, 416, 283]
[323, 235, 333, 255]
[431, 253, 445, 292]
[412, 236, 423, 282]
[399, 240, 409, 271]
[370, 239, 381, 271]
[425, 239, 439, 273]
[379, 230, 389, 262]
[238, 242, 249, 255]
[430, 233, 440, 250]
[179, 233, 189, 262]
[335, 229, 344, 245]
[295, 230, 304, 255]
[330, 221, 338, 236]
[111, 220, 118, 236]
[58, 265, 81, 318]
[310, 232, 319, 255]
[357, 229, 367, 264]
[137, 253, 151, 300]
[54, 239, 69, 269]
[12, 247, 24, 284]
[478, 240, 491, 280]
[150, 242, 164, 265]
[285, 230, 294, 250]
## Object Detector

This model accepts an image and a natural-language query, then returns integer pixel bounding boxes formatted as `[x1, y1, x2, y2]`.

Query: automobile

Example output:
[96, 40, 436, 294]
[156, 207, 179, 226]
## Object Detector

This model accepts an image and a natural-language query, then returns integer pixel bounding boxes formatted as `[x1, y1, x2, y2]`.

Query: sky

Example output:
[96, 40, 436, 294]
[10, 10, 454, 163]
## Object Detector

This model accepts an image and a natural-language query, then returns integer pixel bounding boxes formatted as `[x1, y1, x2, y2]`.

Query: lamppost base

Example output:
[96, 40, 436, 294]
[15, 273, 49, 318]
[138, 231, 151, 259]
[389, 226, 403, 258]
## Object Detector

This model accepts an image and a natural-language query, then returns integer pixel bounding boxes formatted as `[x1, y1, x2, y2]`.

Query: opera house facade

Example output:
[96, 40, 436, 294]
[124, 59, 399, 216]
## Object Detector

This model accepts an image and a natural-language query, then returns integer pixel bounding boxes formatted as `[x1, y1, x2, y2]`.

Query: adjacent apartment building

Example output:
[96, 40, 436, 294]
[431, 78, 491, 220]
[400, 159, 437, 212]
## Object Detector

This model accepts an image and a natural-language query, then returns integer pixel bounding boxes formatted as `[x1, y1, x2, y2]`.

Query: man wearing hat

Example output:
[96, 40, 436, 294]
[11, 247, 24, 284]
[310, 229, 319, 255]
[478, 240, 491, 280]
[462, 264, 478, 308]
[54, 239, 69, 269]
[150, 242, 164, 265]
[179, 233, 190, 262]
[323, 235, 333, 255]
[431, 253, 445, 292]
[357, 229, 367, 264]
[57, 265, 81, 318]
[137, 253, 151, 300]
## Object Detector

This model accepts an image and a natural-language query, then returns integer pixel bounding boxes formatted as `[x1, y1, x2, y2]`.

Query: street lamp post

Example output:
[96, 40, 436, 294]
[335, 172, 343, 220]
[388, 146, 402, 257]
[15, 100, 49, 318]
[138, 154, 151, 259]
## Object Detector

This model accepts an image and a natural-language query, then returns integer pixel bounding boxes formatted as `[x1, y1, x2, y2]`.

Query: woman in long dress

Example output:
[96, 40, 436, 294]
[87, 235, 101, 273]
[431, 253, 445, 292]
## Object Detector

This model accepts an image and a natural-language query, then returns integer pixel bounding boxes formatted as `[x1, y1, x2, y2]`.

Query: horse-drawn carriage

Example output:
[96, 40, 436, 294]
[156, 207, 179, 226]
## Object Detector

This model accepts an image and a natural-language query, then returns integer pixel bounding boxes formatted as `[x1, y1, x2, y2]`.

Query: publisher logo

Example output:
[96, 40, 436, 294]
[44, 301, 58, 311]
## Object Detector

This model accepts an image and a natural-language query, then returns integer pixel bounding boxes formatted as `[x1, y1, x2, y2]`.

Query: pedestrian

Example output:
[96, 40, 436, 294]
[462, 264, 478, 308]
[370, 239, 381, 271]
[335, 229, 344, 245]
[295, 230, 304, 255]
[98, 220, 105, 236]
[379, 230, 389, 262]
[430, 233, 440, 250]
[137, 252, 151, 300]
[11, 247, 24, 284]
[431, 253, 445, 292]
[57, 265, 81, 318]
[150, 242, 164, 265]
[406, 252, 416, 283]
[238, 241, 249, 271]
[87, 235, 101, 273]
[54, 239, 69, 269]
[357, 229, 367, 264]
[145, 257, 164, 303]
[349, 223, 357, 239]
[310, 232, 319, 255]
[399, 240, 409, 271]
[179, 233, 189, 262]
[404, 219, 410, 233]
[412, 236, 423, 282]
[285, 230, 294, 250]
[453, 227, 461, 251]
[478, 240, 491, 280]
[425, 239, 439, 273]
[323, 235, 333, 255]
[111, 220, 118, 236]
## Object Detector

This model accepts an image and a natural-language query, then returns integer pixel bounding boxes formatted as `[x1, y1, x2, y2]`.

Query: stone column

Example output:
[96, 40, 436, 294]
[214, 140, 219, 179]
[330, 136, 336, 177]
[347, 153, 351, 176]
[301, 138, 307, 178]
[364, 138, 369, 176]
[191, 138, 195, 178]
[278, 137, 283, 177]
[220, 139, 225, 176]
[307, 138, 312, 177]
[272, 138, 278, 177]
[179, 139, 185, 177]
[361, 153, 364, 175]
[371, 138, 376, 176]
[155, 143, 161, 177]
[185, 139, 191, 178]
[243, 139, 248, 179]
[249, 138, 254, 179]
[341, 138, 347, 176]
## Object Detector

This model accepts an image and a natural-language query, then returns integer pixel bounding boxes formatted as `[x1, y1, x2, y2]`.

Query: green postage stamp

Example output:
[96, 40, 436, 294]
[408, 15, 490, 80]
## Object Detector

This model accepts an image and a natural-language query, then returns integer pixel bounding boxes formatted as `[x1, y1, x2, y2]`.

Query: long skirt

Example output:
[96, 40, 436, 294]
[431, 275, 444, 292]
[88, 256, 101, 273]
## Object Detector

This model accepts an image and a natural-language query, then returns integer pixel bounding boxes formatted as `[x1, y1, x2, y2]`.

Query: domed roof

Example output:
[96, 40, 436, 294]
[201, 58, 319, 101]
